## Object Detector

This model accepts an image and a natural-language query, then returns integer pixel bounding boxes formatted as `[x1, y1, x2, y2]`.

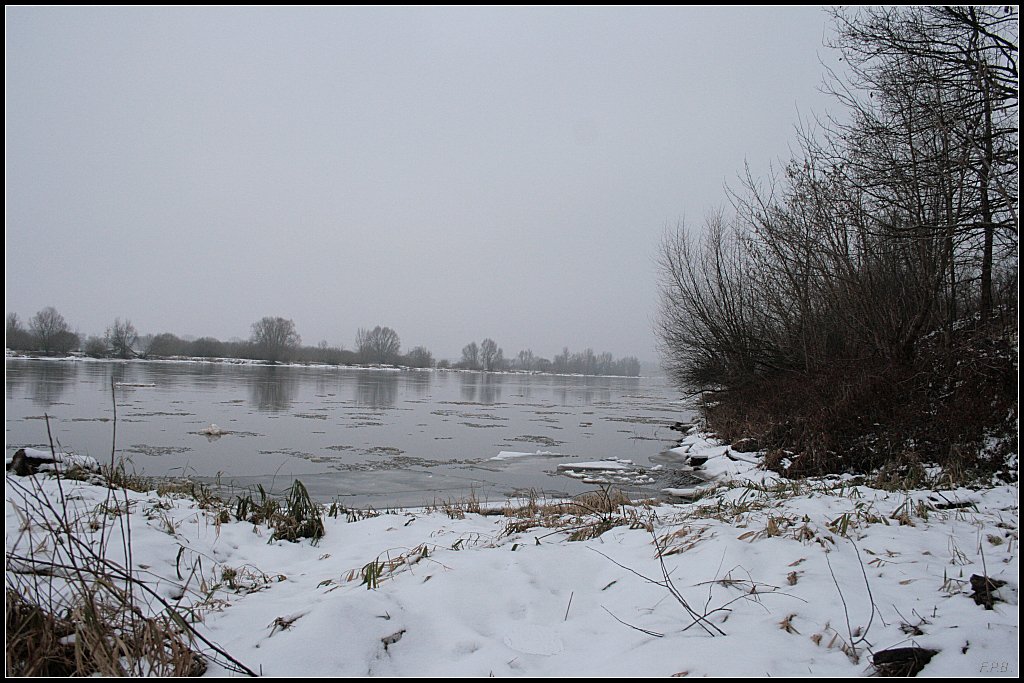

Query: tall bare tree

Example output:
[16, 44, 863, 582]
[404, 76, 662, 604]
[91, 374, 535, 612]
[251, 317, 301, 364]
[826, 5, 1018, 327]
[480, 338, 504, 371]
[356, 326, 400, 364]
[29, 306, 77, 354]
[105, 318, 139, 358]
[6, 312, 21, 337]
[6, 312, 35, 351]
[460, 341, 480, 370]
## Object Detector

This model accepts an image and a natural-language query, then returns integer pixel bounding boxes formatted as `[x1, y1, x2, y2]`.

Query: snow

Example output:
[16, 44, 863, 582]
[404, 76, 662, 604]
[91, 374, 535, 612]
[5, 433, 1019, 677]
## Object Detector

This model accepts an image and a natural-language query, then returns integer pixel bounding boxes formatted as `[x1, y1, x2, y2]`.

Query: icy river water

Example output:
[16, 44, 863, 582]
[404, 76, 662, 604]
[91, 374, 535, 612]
[5, 358, 698, 506]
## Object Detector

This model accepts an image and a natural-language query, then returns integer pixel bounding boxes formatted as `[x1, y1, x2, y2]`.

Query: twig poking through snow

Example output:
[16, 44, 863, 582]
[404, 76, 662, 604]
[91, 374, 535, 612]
[600, 606, 664, 638]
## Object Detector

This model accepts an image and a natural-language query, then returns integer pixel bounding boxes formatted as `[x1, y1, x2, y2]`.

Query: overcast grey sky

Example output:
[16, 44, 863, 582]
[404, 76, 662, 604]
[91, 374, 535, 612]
[6, 6, 841, 361]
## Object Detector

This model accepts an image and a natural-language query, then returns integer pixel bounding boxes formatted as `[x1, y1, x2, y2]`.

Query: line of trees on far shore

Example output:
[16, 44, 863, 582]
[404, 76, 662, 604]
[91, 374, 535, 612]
[5, 309, 641, 375]
[452, 338, 641, 376]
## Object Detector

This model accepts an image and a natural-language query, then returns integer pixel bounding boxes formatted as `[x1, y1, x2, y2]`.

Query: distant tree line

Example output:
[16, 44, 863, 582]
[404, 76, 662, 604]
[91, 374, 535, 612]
[6, 308, 642, 376]
[454, 338, 640, 376]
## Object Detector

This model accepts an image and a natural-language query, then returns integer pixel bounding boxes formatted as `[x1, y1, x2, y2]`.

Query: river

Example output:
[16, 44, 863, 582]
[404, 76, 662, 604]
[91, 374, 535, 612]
[5, 358, 697, 506]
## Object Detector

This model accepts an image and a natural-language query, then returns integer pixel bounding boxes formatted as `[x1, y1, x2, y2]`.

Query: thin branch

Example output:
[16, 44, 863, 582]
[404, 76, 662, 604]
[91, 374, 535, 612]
[600, 606, 665, 638]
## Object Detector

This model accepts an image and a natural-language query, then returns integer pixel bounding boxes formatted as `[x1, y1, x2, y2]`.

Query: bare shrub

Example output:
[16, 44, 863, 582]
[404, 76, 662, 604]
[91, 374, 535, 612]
[656, 7, 1018, 476]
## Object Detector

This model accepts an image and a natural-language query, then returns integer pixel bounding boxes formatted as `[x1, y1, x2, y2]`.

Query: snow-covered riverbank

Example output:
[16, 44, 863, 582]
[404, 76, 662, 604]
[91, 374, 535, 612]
[5, 434, 1018, 677]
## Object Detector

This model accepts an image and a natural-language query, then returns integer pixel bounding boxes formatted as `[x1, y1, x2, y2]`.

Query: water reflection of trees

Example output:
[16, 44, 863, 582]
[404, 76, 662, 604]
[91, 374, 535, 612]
[458, 373, 477, 403]
[355, 371, 398, 409]
[515, 376, 534, 403]
[458, 372, 503, 404]
[5, 363, 29, 399]
[403, 370, 432, 399]
[26, 361, 77, 407]
[479, 374, 502, 404]
[313, 371, 334, 398]
[183, 362, 228, 389]
[248, 366, 298, 412]
[552, 375, 615, 406]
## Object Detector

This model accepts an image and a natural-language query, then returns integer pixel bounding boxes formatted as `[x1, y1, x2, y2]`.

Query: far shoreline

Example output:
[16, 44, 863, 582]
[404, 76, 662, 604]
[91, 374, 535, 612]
[4, 350, 664, 381]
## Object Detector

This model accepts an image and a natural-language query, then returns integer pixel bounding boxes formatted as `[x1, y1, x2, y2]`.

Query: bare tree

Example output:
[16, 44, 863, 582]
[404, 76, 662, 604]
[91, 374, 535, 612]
[145, 332, 186, 357]
[659, 6, 1019, 385]
[460, 342, 480, 370]
[553, 347, 571, 373]
[405, 346, 434, 368]
[6, 312, 21, 337]
[356, 326, 401, 364]
[250, 316, 301, 364]
[105, 318, 139, 359]
[6, 312, 34, 351]
[826, 5, 1018, 327]
[29, 306, 77, 354]
[480, 338, 505, 371]
[578, 348, 596, 375]
[516, 349, 536, 371]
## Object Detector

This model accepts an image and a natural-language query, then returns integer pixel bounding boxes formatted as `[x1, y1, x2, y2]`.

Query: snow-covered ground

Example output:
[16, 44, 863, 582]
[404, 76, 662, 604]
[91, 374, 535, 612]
[5, 433, 1018, 677]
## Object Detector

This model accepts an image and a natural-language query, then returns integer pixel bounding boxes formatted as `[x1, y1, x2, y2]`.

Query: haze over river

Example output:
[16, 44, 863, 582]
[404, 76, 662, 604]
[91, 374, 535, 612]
[5, 359, 697, 506]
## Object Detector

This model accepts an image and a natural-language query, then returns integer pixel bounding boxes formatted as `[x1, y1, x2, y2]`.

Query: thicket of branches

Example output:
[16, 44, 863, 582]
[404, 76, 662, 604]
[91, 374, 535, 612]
[658, 7, 1018, 476]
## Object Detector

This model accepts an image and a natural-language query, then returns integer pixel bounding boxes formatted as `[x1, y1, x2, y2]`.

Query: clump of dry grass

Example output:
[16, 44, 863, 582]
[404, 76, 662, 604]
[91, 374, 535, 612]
[429, 490, 485, 519]
[5, 587, 76, 676]
[234, 479, 324, 544]
[497, 486, 654, 541]
[342, 544, 432, 590]
[7, 398, 255, 677]
[327, 498, 381, 522]
[4, 471, 250, 676]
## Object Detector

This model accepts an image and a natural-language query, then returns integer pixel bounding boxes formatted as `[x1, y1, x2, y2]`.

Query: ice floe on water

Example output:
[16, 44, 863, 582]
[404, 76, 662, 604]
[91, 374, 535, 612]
[556, 458, 658, 486]
[558, 458, 635, 471]
[489, 450, 561, 461]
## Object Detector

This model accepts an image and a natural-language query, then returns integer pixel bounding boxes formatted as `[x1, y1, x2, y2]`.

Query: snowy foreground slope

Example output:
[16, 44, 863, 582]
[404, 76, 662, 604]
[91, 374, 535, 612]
[5, 437, 1018, 677]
